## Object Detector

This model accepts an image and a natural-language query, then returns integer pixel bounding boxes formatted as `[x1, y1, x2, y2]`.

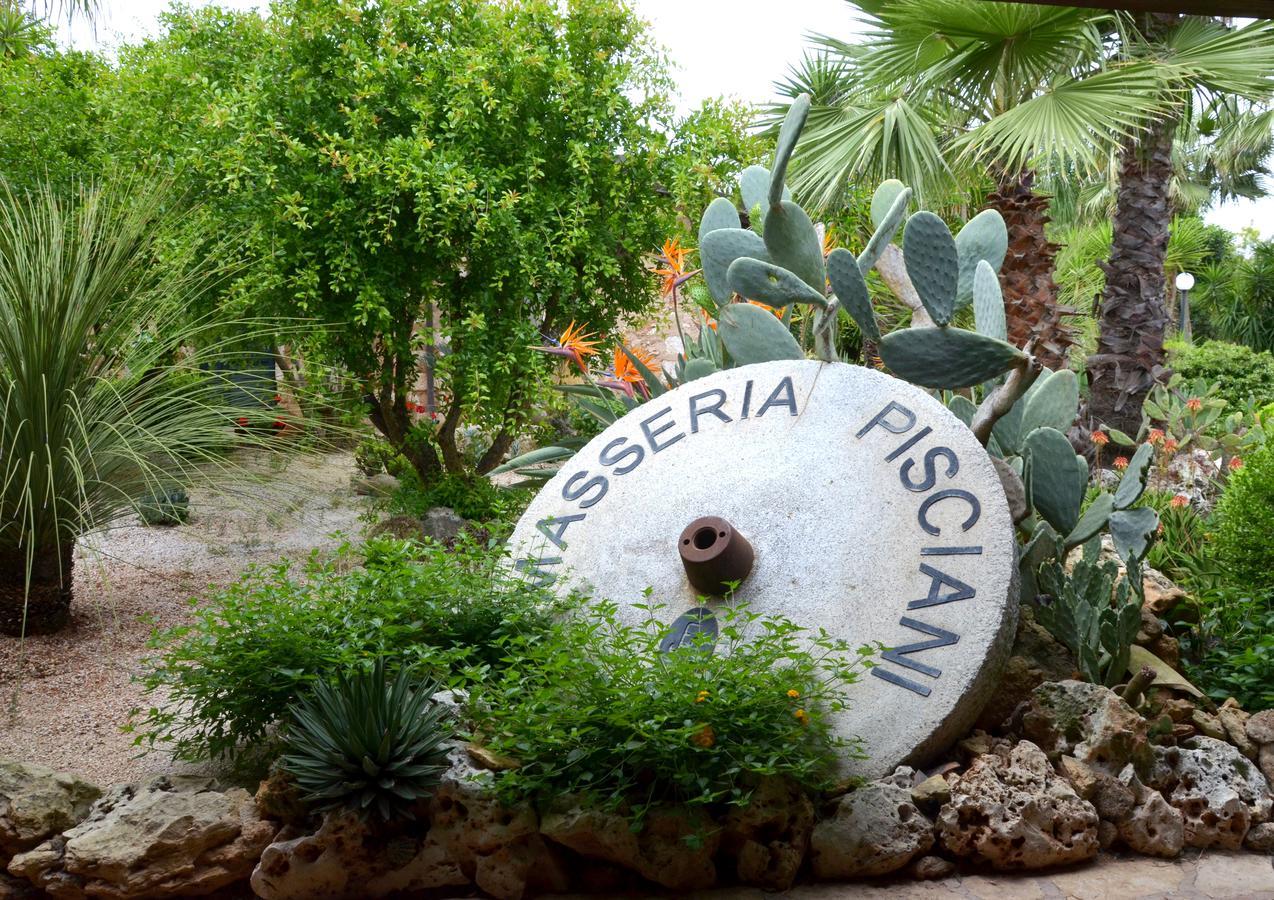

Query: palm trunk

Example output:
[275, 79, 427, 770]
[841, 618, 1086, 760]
[988, 171, 1076, 371]
[0, 545, 74, 636]
[1087, 104, 1176, 438]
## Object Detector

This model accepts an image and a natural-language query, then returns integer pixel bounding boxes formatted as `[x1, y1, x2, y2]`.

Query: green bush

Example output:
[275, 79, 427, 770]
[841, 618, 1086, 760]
[468, 599, 873, 818]
[389, 470, 531, 526]
[1213, 441, 1274, 594]
[281, 661, 451, 821]
[1180, 588, 1274, 711]
[131, 537, 562, 763]
[1170, 340, 1274, 409]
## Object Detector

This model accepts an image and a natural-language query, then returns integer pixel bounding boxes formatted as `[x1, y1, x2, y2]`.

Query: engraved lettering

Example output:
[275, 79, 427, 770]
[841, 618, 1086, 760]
[756, 376, 798, 417]
[599, 436, 644, 475]
[908, 564, 976, 609]
[917, 489, 981, 536]
[562, 470, 608, 509]
[900, 446, 959, 492]
[536, 513, 585, 550]
[688, 389, 732, 433]
[640, 406, 686, 453]
[856, 400, 916, 438]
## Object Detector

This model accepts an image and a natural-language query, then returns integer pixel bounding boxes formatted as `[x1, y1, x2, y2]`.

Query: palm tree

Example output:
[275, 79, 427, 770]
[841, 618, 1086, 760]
[774, 2, 1274, 400]
[1089, 14, 1274, 435]
[0, 181, 295, 635]
[774, 1, 1166, 370]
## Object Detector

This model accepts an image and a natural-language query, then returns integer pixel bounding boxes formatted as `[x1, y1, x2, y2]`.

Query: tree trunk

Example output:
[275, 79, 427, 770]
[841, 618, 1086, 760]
[1087, 15, 1178, 438]
[988, 171, 1076, 371]
[0, 546, 74, 636]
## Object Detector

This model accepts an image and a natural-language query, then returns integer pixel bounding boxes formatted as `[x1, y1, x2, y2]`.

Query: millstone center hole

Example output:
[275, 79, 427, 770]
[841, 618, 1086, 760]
[692, 527, 718, 550]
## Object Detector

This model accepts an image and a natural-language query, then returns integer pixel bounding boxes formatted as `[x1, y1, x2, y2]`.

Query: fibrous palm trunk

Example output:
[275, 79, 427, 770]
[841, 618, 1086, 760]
[0, 546, 74, 636]
[989, 172, 1076, 371]
[1087, 78, 1176, 436]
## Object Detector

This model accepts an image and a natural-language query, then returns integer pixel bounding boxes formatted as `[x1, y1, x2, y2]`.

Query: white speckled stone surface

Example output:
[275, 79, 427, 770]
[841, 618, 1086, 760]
[509, 360, 1018, 776]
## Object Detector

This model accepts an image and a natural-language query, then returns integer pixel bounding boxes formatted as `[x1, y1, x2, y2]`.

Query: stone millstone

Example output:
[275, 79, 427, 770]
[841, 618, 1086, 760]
[509, 360, 1018, 776]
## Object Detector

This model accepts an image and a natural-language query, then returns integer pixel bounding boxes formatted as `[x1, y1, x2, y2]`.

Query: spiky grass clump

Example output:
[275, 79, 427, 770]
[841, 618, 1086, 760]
[0, 179, 306, 634]
[280, 661, 452, 821]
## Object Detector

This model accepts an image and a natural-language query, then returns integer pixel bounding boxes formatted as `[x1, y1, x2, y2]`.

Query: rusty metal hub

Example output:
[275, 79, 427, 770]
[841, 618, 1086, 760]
[678, 516, 754, 596]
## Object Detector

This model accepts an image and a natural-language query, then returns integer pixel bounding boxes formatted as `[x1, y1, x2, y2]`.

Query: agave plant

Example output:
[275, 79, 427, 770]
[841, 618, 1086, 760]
[280, 661, 452, 821]
[0, 180, 297, 635]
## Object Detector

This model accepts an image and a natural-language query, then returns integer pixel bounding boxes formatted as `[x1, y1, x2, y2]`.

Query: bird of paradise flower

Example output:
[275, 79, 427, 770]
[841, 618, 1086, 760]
[535, 320, 599, 372]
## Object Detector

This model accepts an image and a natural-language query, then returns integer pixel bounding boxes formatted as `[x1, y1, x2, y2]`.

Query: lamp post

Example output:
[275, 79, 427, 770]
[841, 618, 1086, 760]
[1175, 271, 1195, 343]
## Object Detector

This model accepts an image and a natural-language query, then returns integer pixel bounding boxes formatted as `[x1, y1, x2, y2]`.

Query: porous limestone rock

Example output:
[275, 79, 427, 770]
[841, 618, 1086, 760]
[1057, 756, 1133, 823]
[973, 608, 1074, 734]
[9, 777, 275, 899]
[251, 812, 468, 900]
[1245, 821, 1274, 852]
[809, 776, 933, 879]
[719, 776, 813, 891]
[908, 854, 955, 880]
[911, 774, 952, 807]
[1142, 567, 1187, 618]
[1114, 768, 1183, 859]
[540, 797, 717, 892]
[1218, 701, 1258, 761]
[936, 741, 1099, 870]
[427, 750, 567, 900]
[1261, 745, 1274, 789]
[421, 507, 466, 545]
[1149, 737, 1274, 850]
[0, 761, 100, 859]
[1020, 680, 1153, 776]
[1246, 709, 1274, 746]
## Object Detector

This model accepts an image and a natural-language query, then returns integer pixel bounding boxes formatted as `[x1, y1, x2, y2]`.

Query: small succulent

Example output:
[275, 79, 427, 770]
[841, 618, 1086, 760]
[137, 487, 190, 527]
[280, 661, 452, 821]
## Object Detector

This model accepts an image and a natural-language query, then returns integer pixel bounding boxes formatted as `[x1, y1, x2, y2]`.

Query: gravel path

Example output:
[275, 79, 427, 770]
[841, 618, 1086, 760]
[0, 451, 370, 788]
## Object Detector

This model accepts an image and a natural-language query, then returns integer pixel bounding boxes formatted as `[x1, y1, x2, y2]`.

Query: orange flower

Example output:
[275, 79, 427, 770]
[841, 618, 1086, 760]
[700, 309, 718, 332]
[1229, 456, 1244, 471]
[747, 300, 785, 318]
[1163, 437, 1178, 453]
[786, 689, 800, 699]
[1170, 494, 1189, 508]
[1186, 397, 1203, 412]
[653, 238, 689, 295]
[1113, 456, 1130, 470]
[1148, 428, 1165, 445]
[613, 345, 655, 385]
[555, 321, 599, 371]
[1091, 431, 1109, 447]
[821, 227, 837, 256]
[694, 690, 710, 704]
[691, 724, 716, 748]
[794, 709, 809, 726]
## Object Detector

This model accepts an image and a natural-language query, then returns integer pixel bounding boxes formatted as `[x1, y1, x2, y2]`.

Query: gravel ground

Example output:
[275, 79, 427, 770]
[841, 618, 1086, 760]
[0, 451, 371, 788]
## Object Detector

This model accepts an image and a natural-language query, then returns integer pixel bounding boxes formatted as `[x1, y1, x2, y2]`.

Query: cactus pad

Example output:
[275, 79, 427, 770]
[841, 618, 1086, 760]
[716, 302, 804, 365]
[763, 201, 825, 293]
[727, 257, 827, 308]
[955, 209, 1008, 308]
[826, 247, 878, 340]
[1113, 443, 1154, 510]
[858, 186, 912, 275]
[1022, 369, 1079, 435]
[1025, 426, 1085, 536]
[699, 197, 741, 244]
[903, 211, 959, 326]
[700, 228, 768, 304]
[879, 327, 1026, 388]
[1109, 506, 1159, 565]
[870, 179, 908, 229]
[770, 93, 810, 208]
[740, 165, 787, 228]
[972, 260, 1006, 341]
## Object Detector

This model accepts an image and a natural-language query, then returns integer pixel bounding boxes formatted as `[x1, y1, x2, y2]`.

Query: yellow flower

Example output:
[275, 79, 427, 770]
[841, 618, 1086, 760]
[691, 724, 716, 748]
[786, 689, 800, 699]
[794, 709, 809, 726]
[695, 689, 710, 703]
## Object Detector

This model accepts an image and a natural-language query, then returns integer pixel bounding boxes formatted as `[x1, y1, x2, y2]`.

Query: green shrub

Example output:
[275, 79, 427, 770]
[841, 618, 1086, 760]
[1213, 442, 1274, 594]
[137, 487, 190, 527]
[468, 599, 873, 818]
[389, 470, 530, 526]
[1170, 340, 1274, 409]
[131, 537, 562, 763]
[1180, 588, 1274, 711]
[281, 661, 451, 821]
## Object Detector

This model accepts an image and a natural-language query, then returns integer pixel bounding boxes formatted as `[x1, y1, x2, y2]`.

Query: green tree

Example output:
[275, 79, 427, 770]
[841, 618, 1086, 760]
[773, 3, 1274, 408]
[0, 21, 102, 189]
[142, 0, 678, 482]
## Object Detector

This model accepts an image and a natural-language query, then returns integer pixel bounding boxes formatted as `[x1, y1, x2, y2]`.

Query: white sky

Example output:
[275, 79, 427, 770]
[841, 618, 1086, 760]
[59, 0, 1273, 242]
